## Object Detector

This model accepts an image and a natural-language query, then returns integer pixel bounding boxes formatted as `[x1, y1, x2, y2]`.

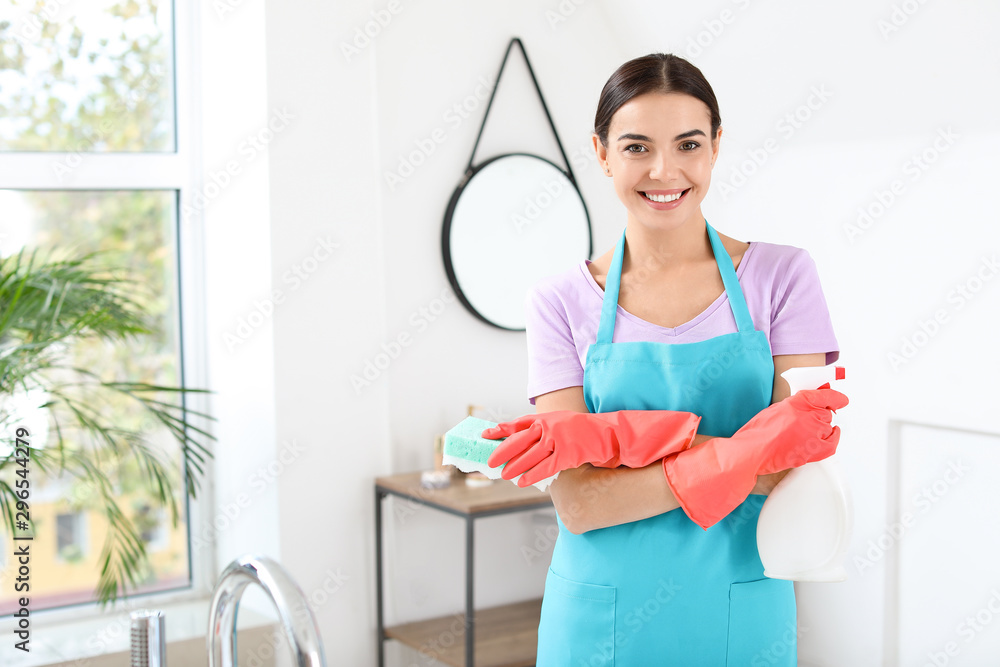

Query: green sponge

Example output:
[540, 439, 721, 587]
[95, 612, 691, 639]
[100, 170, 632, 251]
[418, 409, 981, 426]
[442, 416, 556, 491]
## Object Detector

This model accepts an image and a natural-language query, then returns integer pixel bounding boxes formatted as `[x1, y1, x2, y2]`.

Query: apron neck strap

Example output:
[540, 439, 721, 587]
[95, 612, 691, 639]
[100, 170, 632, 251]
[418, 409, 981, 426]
[595, 230, 627, 344]
[706, 222, 755, 333]
[595, 221, 755, 343]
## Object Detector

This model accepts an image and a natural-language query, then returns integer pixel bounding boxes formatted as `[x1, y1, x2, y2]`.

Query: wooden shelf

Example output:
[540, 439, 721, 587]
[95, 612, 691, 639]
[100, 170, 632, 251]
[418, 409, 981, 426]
[384, 598, 542, 667]
[376, 471, 551, 515]
[375, 472, 552, 665]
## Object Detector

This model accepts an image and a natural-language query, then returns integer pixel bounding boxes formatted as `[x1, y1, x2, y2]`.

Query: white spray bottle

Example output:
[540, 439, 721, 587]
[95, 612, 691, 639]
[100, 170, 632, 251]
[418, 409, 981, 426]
[756, 364, 852, 582]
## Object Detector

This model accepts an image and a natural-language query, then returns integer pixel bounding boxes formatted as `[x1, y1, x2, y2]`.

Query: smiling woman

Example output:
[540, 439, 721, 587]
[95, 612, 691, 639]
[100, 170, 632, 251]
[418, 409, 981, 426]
[482, 52, 846, 667]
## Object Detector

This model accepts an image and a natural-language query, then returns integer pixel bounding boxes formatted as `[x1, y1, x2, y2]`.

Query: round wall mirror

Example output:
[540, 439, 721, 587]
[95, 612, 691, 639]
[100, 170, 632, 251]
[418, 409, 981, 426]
[442, 153, 592, 330]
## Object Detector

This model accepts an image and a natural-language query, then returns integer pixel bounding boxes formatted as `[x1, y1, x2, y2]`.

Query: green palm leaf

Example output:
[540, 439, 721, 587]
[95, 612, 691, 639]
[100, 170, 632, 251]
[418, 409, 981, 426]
[0, 249, 214, 606]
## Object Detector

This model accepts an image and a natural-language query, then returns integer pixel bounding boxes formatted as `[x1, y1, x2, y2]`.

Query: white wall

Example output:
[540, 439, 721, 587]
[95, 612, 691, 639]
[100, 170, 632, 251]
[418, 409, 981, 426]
[199, 0, 282, 588]
[199, 0, 1000, 665]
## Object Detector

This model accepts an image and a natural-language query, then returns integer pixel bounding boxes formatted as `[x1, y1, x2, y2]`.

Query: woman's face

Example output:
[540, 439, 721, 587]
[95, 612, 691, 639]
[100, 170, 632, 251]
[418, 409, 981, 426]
[595, 92, 720, 232]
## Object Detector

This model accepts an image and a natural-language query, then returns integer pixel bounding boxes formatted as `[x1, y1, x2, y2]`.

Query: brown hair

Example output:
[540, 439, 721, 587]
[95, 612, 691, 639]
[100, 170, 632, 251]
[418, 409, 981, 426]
[594, 54, 721, 147]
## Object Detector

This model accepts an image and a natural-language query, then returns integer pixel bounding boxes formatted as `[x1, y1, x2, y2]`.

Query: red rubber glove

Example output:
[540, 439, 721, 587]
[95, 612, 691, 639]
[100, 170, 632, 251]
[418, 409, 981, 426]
[662, 387, 849, 530]
[484, 410, 702, 488]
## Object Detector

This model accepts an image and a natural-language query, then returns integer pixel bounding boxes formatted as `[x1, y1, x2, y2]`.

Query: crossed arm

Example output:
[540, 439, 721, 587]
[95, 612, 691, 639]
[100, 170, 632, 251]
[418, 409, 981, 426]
[542, 353, 826, 534]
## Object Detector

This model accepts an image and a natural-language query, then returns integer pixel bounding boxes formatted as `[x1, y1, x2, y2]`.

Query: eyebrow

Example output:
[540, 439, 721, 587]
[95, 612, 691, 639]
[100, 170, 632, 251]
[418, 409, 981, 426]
[616, 129, 707, 142]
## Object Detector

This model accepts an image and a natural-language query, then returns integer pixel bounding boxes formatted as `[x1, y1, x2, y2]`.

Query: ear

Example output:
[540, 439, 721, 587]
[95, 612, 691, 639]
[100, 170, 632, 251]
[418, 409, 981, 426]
[711, 127, 722, 166]
[592, 133, 611, 175]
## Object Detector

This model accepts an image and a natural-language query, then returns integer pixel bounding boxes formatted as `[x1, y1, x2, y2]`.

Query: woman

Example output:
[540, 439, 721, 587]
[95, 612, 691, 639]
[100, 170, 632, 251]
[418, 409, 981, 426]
[485, 53, 848, 666]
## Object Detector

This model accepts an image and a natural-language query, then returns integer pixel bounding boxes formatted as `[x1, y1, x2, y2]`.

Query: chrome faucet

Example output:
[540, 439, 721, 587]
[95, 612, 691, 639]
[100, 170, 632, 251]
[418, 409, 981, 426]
[208, 554, 328, 667]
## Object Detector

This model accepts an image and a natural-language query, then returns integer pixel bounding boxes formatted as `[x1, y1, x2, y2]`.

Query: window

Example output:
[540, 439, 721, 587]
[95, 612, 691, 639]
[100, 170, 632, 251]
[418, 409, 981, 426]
[0, 0, 203, 613]
[135, 503, 170, 553]
[0, 0, 175, 152]
[55, 513, 87, 562]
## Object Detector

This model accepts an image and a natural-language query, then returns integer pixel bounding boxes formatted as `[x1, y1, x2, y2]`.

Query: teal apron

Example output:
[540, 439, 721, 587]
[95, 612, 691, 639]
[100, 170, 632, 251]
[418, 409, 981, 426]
[536, 221, 796, 666]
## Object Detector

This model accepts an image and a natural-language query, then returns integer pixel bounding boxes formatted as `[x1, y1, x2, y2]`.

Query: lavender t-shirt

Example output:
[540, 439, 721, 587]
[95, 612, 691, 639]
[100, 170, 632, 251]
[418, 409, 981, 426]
[525, 240, 840, 403]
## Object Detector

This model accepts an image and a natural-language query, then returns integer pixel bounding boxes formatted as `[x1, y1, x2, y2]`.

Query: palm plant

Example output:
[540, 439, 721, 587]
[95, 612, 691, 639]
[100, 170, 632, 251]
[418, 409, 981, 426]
[0, 248, 213, 605]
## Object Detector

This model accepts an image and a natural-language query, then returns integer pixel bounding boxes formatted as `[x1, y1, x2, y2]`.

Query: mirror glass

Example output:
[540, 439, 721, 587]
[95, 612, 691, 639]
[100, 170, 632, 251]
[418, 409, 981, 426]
[443, 154, 591, 330]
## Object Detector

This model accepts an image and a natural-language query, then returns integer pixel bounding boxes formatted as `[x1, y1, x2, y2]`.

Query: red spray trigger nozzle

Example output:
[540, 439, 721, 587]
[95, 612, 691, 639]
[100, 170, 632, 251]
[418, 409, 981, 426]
[835, 366, 846, 381]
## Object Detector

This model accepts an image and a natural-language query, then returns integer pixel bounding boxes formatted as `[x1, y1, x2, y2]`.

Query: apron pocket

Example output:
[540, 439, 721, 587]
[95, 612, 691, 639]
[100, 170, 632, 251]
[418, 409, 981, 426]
[537, 568, 617, 667]
[726, 578, 797, 667]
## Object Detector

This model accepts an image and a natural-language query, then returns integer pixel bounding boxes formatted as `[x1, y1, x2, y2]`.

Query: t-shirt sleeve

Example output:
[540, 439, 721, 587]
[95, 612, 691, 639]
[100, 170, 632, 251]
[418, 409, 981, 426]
[525, 283, 585, 404]
[768, 248, 840, 365]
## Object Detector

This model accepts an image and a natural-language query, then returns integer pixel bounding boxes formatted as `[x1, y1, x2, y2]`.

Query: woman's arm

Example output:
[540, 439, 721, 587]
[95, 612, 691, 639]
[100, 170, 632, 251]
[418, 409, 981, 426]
[540, 352, 829, 531]
[537, 387, 694, 534]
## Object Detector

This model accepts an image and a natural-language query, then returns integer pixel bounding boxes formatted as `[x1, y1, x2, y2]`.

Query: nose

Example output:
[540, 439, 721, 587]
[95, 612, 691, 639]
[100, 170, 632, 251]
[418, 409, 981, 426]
[647, 150, 680, 181]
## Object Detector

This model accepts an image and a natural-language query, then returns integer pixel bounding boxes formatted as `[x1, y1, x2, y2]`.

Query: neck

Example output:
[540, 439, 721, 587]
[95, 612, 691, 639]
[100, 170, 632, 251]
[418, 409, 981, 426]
[622, 212, 713, 275]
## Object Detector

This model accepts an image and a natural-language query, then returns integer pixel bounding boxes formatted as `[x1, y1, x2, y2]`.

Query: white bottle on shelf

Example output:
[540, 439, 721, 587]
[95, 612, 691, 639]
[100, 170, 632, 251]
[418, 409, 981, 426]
[756, 365, 852, 582]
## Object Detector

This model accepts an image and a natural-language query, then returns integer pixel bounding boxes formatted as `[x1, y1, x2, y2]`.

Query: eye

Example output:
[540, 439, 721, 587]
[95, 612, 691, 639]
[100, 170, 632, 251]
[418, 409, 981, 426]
[623, 144, 647, 154]
[680, 141, 700, 151]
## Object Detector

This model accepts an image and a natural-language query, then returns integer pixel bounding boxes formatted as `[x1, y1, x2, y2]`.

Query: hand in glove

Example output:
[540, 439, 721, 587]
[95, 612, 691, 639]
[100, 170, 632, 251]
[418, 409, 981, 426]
[662, 387, 849, 529]
[484, 409, 702, 488]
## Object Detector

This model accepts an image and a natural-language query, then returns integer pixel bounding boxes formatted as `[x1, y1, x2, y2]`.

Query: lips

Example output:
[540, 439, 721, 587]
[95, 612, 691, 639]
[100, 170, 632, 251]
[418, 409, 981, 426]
[640, 188, 690, 208]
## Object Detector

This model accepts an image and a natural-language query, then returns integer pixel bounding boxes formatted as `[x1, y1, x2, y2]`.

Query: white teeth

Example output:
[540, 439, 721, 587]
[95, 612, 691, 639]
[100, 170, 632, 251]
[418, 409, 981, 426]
[644, 191, 684, 203]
